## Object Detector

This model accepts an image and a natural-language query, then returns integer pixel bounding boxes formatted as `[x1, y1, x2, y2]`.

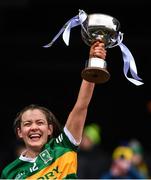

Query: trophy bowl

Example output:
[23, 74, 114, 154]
[81, 13, 120, 84]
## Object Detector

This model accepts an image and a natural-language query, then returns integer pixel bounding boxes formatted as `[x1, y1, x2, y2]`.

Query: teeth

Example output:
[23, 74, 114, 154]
[29, 134, 41, 138]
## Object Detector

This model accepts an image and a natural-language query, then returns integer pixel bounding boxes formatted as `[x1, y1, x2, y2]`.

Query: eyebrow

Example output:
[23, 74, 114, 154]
[22, 119, 46, 123]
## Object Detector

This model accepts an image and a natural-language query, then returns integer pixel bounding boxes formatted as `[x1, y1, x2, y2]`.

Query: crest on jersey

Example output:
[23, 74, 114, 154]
[40, 149, 53, 164]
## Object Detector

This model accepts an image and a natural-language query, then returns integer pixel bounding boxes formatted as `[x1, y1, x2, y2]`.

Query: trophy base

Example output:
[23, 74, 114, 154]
[81, 67, 110, 84]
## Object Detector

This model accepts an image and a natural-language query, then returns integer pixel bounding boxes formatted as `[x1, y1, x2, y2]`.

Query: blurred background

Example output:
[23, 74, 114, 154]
[0, 0, 151, 176]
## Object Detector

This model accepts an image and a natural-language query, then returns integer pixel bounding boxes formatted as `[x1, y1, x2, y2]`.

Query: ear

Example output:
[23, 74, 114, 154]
[48, 124, 53, 136]
[17, 128, 23, 138]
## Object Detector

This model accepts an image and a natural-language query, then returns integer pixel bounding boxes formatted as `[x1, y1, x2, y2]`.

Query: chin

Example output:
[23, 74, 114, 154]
[29, 141, 45, 150]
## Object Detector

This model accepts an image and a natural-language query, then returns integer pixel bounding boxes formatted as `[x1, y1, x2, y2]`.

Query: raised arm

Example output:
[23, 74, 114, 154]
[65, 41, 106, 144]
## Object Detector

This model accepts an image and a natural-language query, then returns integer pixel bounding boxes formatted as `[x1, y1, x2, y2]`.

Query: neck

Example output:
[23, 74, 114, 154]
[23, 148, 41, 158]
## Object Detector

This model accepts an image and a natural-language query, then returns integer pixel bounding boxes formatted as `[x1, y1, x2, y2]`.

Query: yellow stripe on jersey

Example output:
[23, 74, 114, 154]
[27, 151, 77, 179]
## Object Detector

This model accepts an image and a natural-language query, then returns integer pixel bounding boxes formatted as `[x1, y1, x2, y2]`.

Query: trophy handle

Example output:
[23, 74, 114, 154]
[107, 32, 124, 48]
[81, 57, 110, 84]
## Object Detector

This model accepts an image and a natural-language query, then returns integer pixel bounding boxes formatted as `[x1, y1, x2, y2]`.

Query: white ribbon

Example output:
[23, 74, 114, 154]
[117, 33, 144, 86]
[43, 10, 144, 86]
[43, 9, 87, 47]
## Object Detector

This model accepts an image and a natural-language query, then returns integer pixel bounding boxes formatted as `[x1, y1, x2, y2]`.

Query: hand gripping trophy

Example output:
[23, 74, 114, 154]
[43, 10, 143, 86]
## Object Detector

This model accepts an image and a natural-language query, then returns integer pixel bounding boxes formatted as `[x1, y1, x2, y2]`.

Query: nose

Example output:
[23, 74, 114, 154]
[30, 122, 39, 131]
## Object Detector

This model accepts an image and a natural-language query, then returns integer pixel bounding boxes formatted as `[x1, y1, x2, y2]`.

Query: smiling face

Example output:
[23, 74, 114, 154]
[17, 109, 53, 152]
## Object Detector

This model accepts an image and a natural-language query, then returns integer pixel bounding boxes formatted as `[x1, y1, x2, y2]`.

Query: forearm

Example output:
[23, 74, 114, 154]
[65, 79, 95, 143]
[75, 79, 95, 109]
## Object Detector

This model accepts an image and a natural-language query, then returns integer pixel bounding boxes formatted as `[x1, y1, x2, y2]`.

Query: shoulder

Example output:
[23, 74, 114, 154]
[48, 128, 78, 152]
[1, 158, 21, 178]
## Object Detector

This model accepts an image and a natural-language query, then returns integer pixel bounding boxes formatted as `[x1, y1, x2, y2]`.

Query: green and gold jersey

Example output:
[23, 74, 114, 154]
[1, 128, 78, 179]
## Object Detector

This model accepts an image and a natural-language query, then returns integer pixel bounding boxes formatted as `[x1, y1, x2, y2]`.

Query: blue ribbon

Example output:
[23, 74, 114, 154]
[43, 9, 87, 47]
[118, 41, 144, 86]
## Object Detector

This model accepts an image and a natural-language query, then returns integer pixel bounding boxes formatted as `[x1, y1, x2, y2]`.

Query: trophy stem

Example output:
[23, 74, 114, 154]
[81, 57, 110, 84]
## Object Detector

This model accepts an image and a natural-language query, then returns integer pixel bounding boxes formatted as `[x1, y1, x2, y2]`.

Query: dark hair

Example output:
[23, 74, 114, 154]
[13, 104, 62, 138]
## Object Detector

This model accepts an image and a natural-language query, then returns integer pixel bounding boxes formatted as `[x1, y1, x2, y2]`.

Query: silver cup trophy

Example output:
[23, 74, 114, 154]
[81, 13, 120, 84]
[43, 9, 143, 86]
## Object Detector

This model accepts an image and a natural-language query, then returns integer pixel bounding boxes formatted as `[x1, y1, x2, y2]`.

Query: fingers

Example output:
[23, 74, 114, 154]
[93, 41, 105, 48]
[93, 45, 106, 59]
[89, 41, 106, 59]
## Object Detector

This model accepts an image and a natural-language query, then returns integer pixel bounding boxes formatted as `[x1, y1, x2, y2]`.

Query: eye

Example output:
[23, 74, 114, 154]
[23, 122, 31, 127]
[37, 121, 45, 126]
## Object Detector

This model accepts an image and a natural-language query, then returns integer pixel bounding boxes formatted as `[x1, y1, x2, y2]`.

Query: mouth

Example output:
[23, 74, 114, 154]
[29, 133, 42, 141]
